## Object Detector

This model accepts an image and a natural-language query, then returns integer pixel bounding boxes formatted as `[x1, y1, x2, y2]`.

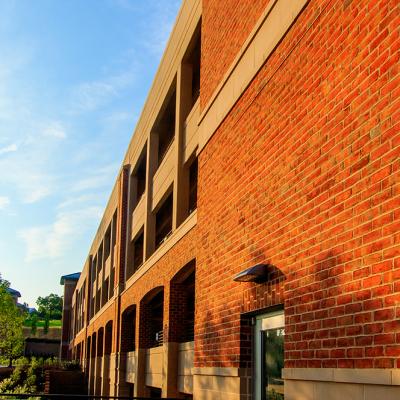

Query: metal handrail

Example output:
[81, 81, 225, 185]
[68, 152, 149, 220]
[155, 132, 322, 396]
[0, 395, 181, 399]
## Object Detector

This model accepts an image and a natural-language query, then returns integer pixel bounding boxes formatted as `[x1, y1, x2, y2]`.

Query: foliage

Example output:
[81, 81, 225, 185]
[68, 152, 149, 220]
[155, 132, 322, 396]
[43, 316, 50, 335]
[268, 389, 284, 400]
[0, 279, 25, 366]
[0, 356, 82, 395]
[26, 312, 38, 335]
[0, 275, 10, 290]
[0, 357, 41, 394]
[36, 294, 63, 320]
[62, 360, 81, 371]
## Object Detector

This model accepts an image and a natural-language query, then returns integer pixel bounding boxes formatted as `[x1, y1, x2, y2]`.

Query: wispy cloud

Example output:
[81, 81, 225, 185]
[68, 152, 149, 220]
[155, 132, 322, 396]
[108, 0, 138, 11]
[140, 0, 182, 57]
[19, 206, 103, 262]
[0, 196, 10, 209]
[0, 143, 18, 155]
[110, 0, 181, 57]
[103, 110, 134, 124]
[24, 184, 52, 204]
[0, 135, 57, 204]
[42, 122, 66, 140]
[71, 69, 137, 113]
[57, 194, 99, 210]
[71, 163, 119, 192]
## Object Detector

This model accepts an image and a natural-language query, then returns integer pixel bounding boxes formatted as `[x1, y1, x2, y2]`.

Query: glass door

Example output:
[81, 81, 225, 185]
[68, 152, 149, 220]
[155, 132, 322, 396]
[254, 311, 285, 400]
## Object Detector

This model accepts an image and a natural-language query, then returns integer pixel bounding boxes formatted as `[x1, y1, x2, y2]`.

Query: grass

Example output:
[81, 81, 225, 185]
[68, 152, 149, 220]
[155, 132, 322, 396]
[24, 319, 62, 328]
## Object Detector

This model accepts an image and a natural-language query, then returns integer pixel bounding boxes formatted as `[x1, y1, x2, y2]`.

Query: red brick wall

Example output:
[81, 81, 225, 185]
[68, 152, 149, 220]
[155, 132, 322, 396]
[200, 0, 271, 108]
[168, 281, 190, 343]
[196, 0, 399, 369]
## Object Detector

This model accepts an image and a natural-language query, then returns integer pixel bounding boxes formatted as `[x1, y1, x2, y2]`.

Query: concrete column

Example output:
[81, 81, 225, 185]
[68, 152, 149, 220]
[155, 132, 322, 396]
[144, 133, 158, 258]
[94, 356, 102, 395]
[134, 348, 149, 397]
[85, 256, 92, 325]
[173, 63, 193, 229]
[108, 353, 118, 396]
[162, 342, 181, 398]
[94, 329, 104, 396]
[116, 352, 131, 397]
[101, 354, 111, 396]
[109, 167, 130, 395]
[102, 321, 113, 396]
[125, 171, 134, 276]
[88, 335, 96, 395]
[84, 337, 91, 378]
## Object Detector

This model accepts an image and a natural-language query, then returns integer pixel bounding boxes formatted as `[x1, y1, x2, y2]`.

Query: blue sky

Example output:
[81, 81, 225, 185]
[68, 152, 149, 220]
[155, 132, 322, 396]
[0, 0, 181, 307]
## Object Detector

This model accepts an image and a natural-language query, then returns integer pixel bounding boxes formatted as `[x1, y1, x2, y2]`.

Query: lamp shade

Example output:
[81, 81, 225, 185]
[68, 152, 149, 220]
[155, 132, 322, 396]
[233, 264, 271, 283]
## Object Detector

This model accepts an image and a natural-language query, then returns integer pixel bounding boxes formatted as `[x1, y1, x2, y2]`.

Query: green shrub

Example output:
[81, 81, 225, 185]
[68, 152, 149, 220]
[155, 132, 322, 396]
[62, 360, 81, 371]
[0, 356, 81, 395]
[0, 377, 14, 393]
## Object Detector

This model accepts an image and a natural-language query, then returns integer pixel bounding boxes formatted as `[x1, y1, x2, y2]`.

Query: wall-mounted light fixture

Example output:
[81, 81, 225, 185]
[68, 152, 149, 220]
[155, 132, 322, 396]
[233, 263, 272, 283]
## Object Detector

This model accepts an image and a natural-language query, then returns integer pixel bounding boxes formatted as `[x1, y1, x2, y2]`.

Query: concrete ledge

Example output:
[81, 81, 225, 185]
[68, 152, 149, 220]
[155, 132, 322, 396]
[283, 368, 400, 386]
[193, 370, 251, 400]
[192, 367, 246, 377]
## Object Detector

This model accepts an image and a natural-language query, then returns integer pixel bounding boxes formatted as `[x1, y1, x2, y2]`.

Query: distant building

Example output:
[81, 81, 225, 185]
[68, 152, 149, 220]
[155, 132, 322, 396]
[6, 288, 21, 305]
[60, 273, 80, 360]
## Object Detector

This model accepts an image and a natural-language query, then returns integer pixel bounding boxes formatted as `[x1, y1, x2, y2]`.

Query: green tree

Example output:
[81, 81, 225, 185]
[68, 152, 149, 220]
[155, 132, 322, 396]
[23, 308, 40, 335]
[0, 277, 25, 367]
[36, 293, 63, 320]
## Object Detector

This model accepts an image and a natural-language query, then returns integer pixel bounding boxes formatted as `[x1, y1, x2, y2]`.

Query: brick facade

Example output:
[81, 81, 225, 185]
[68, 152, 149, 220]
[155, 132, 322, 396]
[62, 0, 399, 398]
[198, 0, 399, 370]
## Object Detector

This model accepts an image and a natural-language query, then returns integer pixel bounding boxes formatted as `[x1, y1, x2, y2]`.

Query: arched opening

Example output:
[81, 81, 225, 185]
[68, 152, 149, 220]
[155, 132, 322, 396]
[76, 342, 82, 364]
[140, 287, 164, 348]
[85, 336, 91, 373]
[105, 321, 113, 355]
[121, 306, 136, 395]
[169, 260, 196, 343]
[95, 328, 104, 395]
[121, 305, 136, 353]
[102, 321, 113, 397]
[89, 333, 97, 395]
[97, 328, 104, 358]
[138, 287, 165, 396]
[169, 260, 196, 398]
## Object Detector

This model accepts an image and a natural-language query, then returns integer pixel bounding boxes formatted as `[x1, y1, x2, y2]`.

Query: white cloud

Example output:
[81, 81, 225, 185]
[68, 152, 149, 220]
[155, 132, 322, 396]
[103, 111, 132, 123]
[72, 81, 117, 112]
[110, 0, 181, 58]
[0, 121, 67, 204]
[57, 194, 98, 210]
[24, 186, 52, 204]
[19, 206, 103, 262]
[108, 0, 138, 11]
[0, 144, 55, 204]
[0, 196, 10, 209]
[140, 0, 182, 57]
[72, 163, 119, 192]
[0, 128, 55, 206]
[0, 143, 18, 155]
[71, 69, 136, 113]
[42, 122, 66, 140]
